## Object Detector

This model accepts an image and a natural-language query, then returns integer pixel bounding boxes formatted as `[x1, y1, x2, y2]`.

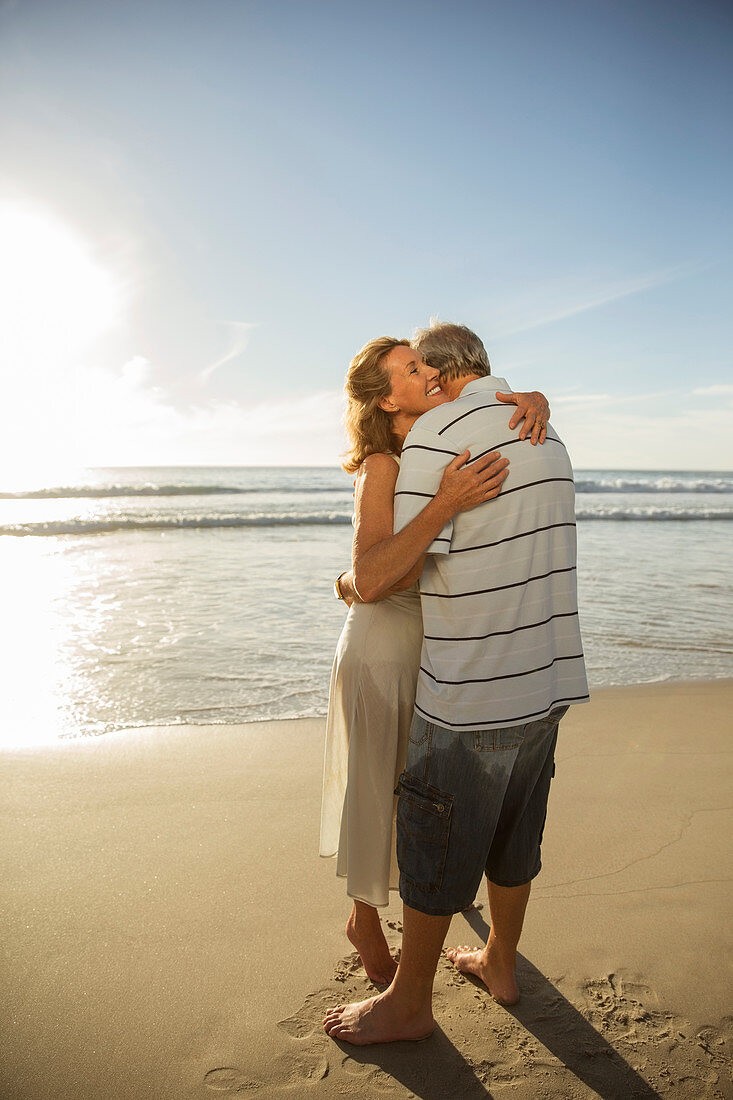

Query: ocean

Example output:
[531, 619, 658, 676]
[1, 466, 731, 747]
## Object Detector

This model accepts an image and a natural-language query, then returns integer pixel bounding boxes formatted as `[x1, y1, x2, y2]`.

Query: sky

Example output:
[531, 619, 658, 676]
[1, 0, 732, 474]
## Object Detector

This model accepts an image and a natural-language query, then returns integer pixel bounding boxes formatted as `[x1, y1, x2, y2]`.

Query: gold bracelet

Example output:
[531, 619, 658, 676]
[333, 572, 346, 601]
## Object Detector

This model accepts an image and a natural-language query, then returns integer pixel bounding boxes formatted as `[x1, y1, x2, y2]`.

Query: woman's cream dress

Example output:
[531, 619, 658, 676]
[319, 462, 423, 908]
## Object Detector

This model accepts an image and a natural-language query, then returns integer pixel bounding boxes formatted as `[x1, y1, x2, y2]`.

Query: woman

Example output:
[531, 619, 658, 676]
[319, 335, 549, 985]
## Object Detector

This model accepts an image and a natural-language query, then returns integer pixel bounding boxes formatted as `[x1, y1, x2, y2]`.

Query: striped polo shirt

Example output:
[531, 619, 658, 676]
[394, 375, 589, 731]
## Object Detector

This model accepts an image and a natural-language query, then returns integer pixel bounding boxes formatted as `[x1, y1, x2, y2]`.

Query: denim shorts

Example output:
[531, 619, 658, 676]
[395, 707, 567, 916]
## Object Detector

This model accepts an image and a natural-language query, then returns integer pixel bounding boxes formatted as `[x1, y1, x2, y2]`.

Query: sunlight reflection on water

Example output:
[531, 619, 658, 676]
[1, 515, 731, 749]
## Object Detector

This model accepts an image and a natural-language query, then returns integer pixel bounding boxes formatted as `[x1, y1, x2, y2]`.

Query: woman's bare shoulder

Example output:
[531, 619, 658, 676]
[354, 453, 400, 511]
[357, 452, 400, 478]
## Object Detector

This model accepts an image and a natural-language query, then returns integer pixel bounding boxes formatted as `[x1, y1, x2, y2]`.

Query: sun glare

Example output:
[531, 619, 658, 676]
[0, 203, 121, 361]
[0, 202, 125, 481]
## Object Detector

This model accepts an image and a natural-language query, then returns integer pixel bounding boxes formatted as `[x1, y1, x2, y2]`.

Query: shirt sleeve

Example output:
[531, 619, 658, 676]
[394, 425, 460, 555]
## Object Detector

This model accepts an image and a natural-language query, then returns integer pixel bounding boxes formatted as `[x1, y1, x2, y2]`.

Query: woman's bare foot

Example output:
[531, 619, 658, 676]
[346, 902, 398, 985]
[323, 990, 434, 1046]
[445, 944, 520, 1006]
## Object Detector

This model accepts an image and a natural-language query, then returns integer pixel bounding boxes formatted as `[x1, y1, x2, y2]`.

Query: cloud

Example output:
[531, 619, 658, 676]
[5, 340, 730, 476]
[197, 320, 258, 385]
[554, 395, 733, 470]
[488, 262, 702, 340]
[692, 384, 733, 397]
[556, 387, 689, 407]
[1, 351, 348, 473]
[552, 393, 611, 405]
[120, 355, 155, 388]
[82, 373, 731, 470]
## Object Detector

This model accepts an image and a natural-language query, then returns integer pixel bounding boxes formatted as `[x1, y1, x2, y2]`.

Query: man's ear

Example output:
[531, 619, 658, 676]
[378, 395, 398, 413]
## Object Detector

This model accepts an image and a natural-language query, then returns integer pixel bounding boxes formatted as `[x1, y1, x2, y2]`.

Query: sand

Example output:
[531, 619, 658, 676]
[1, 681, 731, 1099]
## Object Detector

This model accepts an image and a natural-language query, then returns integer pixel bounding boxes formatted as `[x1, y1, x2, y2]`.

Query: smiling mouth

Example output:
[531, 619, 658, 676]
[426, 385, 442, 397]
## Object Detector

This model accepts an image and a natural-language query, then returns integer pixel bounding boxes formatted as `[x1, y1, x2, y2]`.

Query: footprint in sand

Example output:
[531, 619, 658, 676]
[620, 978, 658, 1008]
[697, 1022, 733, 1061]
[283, 1055, 330, 1084]
[577, 973, 733, 1096]
[332, 951, 364, 982]
[277, 990, 334, 1039]
[277, 1013, 317, 1040]
[340, 1056, 374, 1077]
[470, 1057, 496, 1085]
[203, 1067, 259, 1092]
[340, 1057, 397, 1093]
[515, 965, 544, 995]
[278, 984, 367, 1041]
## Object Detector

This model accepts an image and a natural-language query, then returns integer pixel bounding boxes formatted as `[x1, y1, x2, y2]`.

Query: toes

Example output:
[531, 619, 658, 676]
[325, 1019, 352, 1041]
[323, 1008, 345, 1028]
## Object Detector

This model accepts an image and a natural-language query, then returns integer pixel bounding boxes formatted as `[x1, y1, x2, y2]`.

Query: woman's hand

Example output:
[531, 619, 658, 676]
[436, 450, 510, 514]
[338, 571, 358, 608]
[495, 390, 550, 444]
[349, 450, 507, 604]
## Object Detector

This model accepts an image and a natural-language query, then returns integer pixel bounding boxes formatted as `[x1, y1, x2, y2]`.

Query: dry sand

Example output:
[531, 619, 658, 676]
[1, 681, 731, 1099]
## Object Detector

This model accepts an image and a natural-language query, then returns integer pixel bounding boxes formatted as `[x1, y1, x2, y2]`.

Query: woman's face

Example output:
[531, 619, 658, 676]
[379, 345, 449, 417]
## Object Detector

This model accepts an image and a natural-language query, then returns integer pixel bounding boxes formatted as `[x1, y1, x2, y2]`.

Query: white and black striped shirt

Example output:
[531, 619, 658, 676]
[394, 376, 589, 731]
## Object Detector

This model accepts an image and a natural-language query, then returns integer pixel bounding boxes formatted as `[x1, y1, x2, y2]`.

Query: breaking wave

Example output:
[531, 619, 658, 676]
[3, 507, 732, 536]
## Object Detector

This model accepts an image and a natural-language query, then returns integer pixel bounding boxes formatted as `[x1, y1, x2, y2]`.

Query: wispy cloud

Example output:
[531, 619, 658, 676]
[555, 395, 733, 470]
[552, 393, 611, 405]
[692, 384, 733, 397]
[556, 384, 733, 410]
[197, 320, 258, 385]
[553, 387, 685, 408]
[489, 262, 703, 340]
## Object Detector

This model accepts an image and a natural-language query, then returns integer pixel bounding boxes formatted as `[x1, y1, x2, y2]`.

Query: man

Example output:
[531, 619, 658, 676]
[324, 322, 588, 1045]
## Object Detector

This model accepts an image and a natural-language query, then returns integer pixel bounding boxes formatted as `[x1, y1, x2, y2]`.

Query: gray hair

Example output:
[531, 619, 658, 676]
[412, 321, 491, 382]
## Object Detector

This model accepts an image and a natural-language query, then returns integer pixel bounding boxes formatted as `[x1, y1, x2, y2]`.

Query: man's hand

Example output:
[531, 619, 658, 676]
[495, 390, 550, 445]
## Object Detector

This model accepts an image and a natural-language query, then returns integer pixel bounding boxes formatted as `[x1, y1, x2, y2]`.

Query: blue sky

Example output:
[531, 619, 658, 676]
[1, 0, 731, 471]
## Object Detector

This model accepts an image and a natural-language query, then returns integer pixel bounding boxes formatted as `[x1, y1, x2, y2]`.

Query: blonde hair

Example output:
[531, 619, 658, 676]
[342, 336, 409, 474]
[412, 321, 491, 382]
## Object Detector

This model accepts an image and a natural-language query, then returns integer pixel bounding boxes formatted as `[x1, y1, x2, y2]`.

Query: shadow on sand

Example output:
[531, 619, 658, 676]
[330, 1024, 494, 1099]
[332, 908, 659, 1100]
[463, 906, 660, 1099]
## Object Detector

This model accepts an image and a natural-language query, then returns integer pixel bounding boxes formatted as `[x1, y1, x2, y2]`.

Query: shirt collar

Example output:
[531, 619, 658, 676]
[458, 376, 509, 399]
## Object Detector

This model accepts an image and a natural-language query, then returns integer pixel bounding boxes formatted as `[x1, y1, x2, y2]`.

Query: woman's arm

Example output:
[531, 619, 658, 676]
[350, 449, 509, 604]
[495, 390, 551, 444]
[334, 391, 549, 606]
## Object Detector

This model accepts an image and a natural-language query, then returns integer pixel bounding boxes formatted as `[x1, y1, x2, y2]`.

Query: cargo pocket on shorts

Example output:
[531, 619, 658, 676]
[395, 772, 453, 892]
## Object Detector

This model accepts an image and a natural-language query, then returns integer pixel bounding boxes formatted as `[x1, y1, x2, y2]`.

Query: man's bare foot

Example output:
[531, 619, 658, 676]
[445, 944, 520, 1006]
[323, 990, 434, 1046]
[346, 903, 398, 985]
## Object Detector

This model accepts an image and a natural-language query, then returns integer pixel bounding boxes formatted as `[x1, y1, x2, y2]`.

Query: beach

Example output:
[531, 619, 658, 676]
[4, 0, 733, 1092]
[3, 681, 731, 1099]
